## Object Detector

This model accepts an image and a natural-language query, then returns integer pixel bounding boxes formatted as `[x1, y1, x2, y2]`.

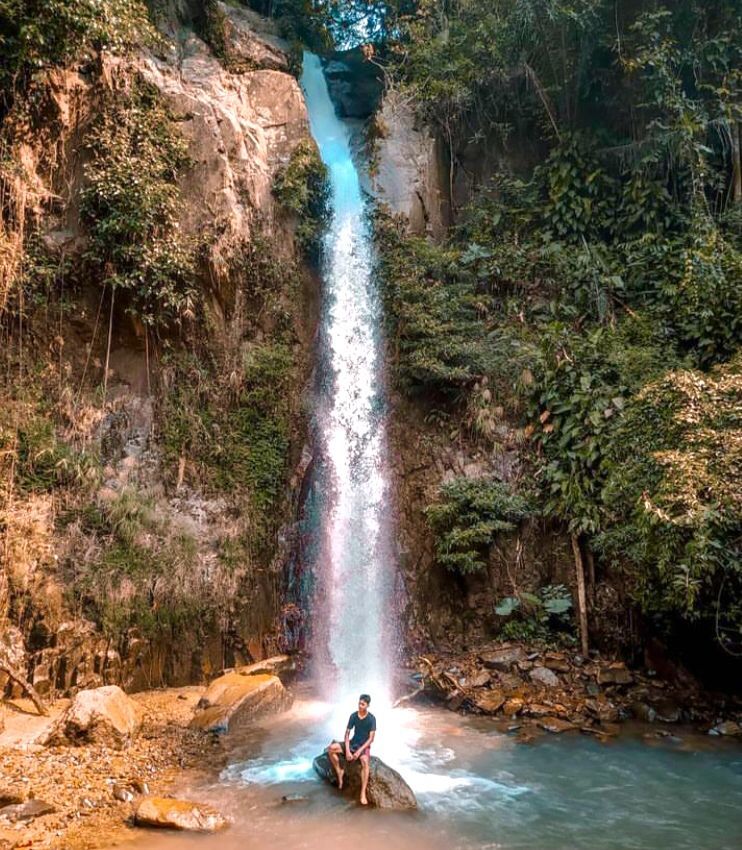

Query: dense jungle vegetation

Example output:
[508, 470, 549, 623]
[0, 0, 739, 666]
[369, 0, 741, 658]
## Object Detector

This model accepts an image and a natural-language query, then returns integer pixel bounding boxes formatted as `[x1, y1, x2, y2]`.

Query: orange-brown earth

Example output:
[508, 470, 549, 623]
[0, 687, 223, 850]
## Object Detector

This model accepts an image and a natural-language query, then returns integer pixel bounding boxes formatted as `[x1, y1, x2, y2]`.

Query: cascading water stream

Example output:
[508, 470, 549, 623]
[128, 51, 742, 850]
[300, 52, 398, 724]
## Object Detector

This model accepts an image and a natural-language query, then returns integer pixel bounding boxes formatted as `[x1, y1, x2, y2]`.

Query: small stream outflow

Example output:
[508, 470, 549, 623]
[300, 52, 398, 712]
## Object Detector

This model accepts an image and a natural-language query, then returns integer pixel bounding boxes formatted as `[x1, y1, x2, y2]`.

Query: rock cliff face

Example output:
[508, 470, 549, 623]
[370, 91, 449, 237]
[1, 6, 318, 698]
[388, 396, 579, 652]
[137, 31, 310, 307]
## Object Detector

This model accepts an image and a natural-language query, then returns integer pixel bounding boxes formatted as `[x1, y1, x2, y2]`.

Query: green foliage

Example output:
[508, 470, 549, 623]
[217, 343, 294, 510]
[69, 488, 205, 641]
[273, 139, 329, 255]
[530, 317, 679, 534]
[379, 0, 742, 643]
[643, 216, 742, 366]
[204, 0, 337, 69]
[156, 229, 303, 559]
[201, 0, 231, 66]
[246, 0, 375, 53]
[426, 477, 536, 573]
[496, 584, 575, 644]
[0, 0, 157, 108]
[596, 358, 742, 635]
[536, 135, 616, 243]
[393, 1, 741, 164]
[375, 211, 491, 392]
[2, 412, 99, 494]
[80, 79, 197, 328]
[159, 340, 296, 554]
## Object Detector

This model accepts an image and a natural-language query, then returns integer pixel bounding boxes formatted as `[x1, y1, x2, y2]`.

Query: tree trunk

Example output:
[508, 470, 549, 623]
[732, 121, 741, 204]
[571, 533, 589, 656]
[103, 284, 115, 401]
[0, 656, 48, 716]
[585, 547, 596, 604]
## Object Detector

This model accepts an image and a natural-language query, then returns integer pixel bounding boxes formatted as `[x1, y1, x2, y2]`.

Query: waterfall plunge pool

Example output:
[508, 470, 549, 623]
[128, 697, 742, 850]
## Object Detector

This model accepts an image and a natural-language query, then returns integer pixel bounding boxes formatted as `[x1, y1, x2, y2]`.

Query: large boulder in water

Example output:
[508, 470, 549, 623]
[189, 672, 292, 734]
[313, 751, 417, 810]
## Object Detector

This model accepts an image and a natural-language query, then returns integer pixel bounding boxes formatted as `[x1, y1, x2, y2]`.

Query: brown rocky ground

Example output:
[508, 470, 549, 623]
[3, 643, 741, 848]
[411, 642, 742, 742]
[0, 687, 224, 850]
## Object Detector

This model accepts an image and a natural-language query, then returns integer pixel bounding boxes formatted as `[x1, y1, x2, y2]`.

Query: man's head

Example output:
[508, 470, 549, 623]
[358, 693, 371, 712]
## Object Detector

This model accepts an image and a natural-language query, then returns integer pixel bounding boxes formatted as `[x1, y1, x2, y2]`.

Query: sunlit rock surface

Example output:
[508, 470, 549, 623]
[232, 654, 295, 679]
[370, 90, 448, 236]
[134, 797, 228, 832]
[212, 1, 291, 72]
[42, 685, 143, 749]
[313, 751, 418, 810]
[189, 672, 292, 733]
[140, 33, 311, 295]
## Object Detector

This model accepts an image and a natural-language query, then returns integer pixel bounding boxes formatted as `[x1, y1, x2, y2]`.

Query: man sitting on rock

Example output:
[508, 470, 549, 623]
[326, 693, 376, 805]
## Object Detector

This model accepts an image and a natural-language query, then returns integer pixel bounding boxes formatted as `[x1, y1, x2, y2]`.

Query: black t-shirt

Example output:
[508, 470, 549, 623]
[347, 711, 376, 751]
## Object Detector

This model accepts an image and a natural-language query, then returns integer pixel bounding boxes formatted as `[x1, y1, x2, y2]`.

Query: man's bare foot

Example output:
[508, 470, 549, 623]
[360, 795, 368, 806]
[337, 769, 344, 790]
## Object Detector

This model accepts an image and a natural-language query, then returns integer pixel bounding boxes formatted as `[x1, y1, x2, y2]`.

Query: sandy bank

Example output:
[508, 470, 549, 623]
[0, 687, 224, 850]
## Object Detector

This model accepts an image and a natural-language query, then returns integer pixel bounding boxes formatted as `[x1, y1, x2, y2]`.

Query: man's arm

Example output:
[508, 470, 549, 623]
[350, 729, 374, 759]
[344, 727, 352, 760]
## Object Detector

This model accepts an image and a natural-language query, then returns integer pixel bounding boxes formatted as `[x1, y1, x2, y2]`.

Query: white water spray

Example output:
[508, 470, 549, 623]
[300, 52, 398, 731]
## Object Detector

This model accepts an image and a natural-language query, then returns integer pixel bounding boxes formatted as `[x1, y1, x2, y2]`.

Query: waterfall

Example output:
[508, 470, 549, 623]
[300, 53, 398, 718]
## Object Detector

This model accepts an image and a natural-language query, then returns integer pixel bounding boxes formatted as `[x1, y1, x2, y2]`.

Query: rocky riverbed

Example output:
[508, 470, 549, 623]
[3, 643, 740, 849]
[0, 687, 224, 850]
[410, 642, 742, 741]
[0, 657, 295, 849]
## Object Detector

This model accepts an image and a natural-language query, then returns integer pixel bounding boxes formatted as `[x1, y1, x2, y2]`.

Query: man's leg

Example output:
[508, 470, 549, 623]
[359, 753, 370, 805]
[326, 742, 345, 790]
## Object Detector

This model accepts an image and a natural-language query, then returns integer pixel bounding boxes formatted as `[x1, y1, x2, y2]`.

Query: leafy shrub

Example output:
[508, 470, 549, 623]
[246, 0, 333, 53]
[635, 217, 742, 366]
[529, 317, 679, 534]
[69, 488, 205, 641]
[496, 584, 575, 644]
[201, 0, 231, 66]
[597, 356, 742, 636]
[375, 211, 492, 393]
[80, 79, 197, 328]
[0, 0, 157, 108]
[426, 477, 536, 573]
[273, 139, 329, 255]
[3, 413, 99, 494]
[159, 340, 296, 554]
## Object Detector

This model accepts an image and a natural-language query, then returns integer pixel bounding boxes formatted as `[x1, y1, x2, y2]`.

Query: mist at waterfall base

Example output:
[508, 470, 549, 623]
[133, 699, 742, 850]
